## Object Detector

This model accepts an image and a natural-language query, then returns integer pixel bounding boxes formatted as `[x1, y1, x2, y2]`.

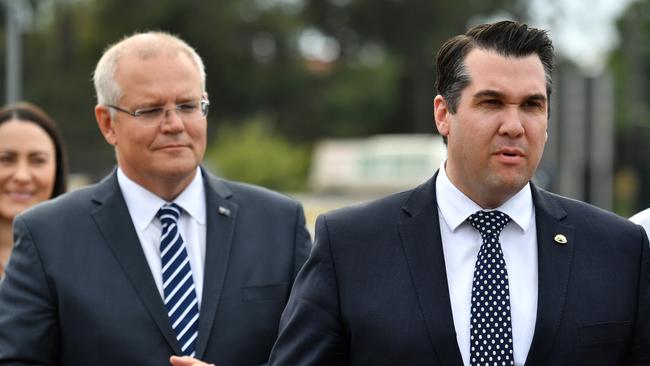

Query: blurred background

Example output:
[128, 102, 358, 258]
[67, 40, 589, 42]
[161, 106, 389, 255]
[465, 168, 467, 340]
[1, 0, 649, 232]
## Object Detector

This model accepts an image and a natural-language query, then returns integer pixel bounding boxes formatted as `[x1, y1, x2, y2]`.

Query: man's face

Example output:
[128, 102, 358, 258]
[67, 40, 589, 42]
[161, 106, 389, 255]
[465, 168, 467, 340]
[97, 51, 207, 197]
[434, 48, 548, 208]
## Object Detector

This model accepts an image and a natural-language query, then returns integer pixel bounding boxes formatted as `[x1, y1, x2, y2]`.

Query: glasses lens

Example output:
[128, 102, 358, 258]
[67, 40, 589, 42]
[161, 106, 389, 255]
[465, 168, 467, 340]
[177, 101, 208, 122]
[122, 99, 209, 124]
[200, 100, 209, 118]
[137, 107, 165, 122]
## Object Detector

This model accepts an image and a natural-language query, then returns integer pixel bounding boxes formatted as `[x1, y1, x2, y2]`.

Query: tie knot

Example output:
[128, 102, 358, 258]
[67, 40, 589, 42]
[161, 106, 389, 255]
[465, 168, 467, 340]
[157, 203, 182, 224]
[468, 210, 511, 237]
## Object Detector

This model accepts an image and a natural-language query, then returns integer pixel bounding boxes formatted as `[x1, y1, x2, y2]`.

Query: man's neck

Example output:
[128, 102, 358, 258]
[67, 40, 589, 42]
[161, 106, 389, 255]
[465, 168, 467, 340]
[121, 168, 199, 202]
[147, 177, 195, 202]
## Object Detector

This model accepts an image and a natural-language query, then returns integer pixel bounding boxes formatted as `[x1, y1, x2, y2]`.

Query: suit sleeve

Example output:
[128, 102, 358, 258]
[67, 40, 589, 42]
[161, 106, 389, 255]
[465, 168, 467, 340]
[0, 215, 59, 365]
[626, 226, 650, 365]
[269, 214, 349, 365]
[291, 204, 312, 281]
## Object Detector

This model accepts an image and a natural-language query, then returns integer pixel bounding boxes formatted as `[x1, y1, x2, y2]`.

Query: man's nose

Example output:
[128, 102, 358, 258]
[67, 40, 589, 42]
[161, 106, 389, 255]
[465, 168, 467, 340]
[160, 108, 185, 132]
[498, 106, 525, 137]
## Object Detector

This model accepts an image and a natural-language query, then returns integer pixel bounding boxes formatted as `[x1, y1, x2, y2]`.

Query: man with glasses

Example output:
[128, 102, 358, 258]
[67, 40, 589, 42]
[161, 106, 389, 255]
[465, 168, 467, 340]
[0, 32, 311, 366]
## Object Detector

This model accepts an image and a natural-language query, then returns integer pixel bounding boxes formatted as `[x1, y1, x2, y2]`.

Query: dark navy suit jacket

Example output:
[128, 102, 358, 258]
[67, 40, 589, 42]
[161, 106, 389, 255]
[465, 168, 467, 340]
[0, 169, 311, 366]
[269, 174, 650, 366]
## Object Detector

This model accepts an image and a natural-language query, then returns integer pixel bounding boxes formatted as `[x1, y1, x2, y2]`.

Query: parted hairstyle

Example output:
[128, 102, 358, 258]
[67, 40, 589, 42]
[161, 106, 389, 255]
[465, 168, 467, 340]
[0, 102, 68, 197]
[435, 20, 554, 114]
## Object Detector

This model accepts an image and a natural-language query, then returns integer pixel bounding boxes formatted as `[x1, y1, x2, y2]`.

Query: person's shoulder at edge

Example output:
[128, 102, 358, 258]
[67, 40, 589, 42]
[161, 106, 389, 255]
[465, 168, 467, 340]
[15, 177, 102, 223]
[538, 186, 645, 236]
[314, 178, 433, 238]
[327, 190, 412, 219]
[205, 172, 303, 210]
[630, 207, 650, 226]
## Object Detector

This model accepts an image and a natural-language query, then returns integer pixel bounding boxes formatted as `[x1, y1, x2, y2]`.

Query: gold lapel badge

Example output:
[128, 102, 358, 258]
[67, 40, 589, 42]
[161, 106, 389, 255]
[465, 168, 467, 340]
[554, 234, 568, 245]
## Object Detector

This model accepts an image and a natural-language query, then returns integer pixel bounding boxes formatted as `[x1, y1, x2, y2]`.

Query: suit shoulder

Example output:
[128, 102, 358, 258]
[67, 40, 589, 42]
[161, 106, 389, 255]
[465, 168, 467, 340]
[220, 179, 301, 209]
[322, 189, 413, 226]
[542, 189, 640, 232]
[18, 183, 98, 222]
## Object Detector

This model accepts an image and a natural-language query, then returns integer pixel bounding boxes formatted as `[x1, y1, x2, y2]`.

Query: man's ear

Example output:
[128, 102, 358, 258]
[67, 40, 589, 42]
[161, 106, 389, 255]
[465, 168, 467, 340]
[434, 95, 451, 137]
[95, 105, 118, 146]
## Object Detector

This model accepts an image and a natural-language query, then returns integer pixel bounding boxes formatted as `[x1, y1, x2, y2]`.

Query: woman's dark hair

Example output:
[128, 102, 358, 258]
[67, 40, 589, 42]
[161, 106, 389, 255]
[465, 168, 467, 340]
[0, 102, 68, 197]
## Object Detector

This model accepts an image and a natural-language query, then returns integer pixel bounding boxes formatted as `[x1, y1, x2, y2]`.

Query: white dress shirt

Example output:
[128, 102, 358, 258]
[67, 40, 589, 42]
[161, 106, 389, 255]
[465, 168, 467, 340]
[436, 162, 538, 366]
[117, 167, 207, 306]
[630, 208, 650, 236]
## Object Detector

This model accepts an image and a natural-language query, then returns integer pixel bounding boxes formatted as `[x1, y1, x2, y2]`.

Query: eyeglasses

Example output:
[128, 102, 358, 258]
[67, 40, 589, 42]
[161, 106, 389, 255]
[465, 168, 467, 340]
[107, 98, 209, 124]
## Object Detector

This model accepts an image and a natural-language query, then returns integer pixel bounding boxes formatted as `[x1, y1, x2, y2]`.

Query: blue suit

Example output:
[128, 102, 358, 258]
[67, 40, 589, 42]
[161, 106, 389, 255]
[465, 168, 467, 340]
[0, 169, 311, 366]
[270, 174, 650, 365]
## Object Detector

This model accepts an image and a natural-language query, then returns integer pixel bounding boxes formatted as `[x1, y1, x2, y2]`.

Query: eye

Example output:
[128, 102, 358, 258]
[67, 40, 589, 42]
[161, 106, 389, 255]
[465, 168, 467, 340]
[177, 102, 199, 113]
[134, 107, 164, 118]
[523, 100, 544, 110]
[479, 99, 502, 108]
[29, 155, 49, 165]
[0, 153, 16, 165]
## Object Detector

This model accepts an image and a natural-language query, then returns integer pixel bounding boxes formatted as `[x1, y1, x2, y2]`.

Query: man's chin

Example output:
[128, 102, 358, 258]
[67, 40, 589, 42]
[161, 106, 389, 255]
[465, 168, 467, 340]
[155, 162, 200, 180]
[488, 173, 529, 194]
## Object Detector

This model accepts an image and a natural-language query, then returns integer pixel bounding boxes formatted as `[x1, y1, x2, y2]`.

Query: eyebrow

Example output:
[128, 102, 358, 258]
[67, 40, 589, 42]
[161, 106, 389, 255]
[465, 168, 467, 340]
[0, 149, 52, 155]
[473, 90, 547, 103]
[28, 151, 53, 156]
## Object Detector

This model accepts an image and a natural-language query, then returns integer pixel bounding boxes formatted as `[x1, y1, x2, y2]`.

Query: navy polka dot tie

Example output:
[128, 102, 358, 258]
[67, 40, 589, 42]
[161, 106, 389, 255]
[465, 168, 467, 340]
[467, 210, 514, 366]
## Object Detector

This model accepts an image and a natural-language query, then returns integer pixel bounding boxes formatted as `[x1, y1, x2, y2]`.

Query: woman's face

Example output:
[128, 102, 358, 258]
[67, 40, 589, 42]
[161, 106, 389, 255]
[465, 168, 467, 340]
[0, 119, 56, 222]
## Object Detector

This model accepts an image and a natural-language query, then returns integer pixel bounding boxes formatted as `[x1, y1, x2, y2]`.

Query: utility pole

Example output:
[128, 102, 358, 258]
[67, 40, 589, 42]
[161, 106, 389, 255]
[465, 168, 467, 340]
[3, 0, 32, 104]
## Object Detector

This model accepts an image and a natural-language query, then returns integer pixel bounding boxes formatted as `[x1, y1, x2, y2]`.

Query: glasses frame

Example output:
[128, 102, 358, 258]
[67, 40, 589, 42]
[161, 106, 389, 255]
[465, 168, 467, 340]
[107, 98, 210, 123]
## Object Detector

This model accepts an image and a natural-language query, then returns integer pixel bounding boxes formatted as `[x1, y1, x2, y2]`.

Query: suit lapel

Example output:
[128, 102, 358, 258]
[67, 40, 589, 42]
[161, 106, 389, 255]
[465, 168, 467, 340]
[89, 172, 181, 354]
[194, 172, 238, 359]
[398, 174, 464, 366]
[524, 186, 575, 366]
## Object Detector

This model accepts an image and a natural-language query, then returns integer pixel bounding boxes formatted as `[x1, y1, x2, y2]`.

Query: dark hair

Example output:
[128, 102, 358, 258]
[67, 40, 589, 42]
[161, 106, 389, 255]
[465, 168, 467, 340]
[0, 102, 68, 197]
[435, 20, 554, 114]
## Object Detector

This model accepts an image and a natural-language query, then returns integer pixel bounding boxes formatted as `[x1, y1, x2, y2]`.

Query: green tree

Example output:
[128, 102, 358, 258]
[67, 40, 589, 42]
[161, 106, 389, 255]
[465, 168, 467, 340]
[301, 0, 521, 134]
[609, 0, 650, 213]
[1, 0, 523, 184]
[205, 117, 310, 192]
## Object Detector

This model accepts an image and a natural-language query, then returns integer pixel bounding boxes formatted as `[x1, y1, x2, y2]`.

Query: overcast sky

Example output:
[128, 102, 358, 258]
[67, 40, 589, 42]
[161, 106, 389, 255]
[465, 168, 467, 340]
[527, 0, 636, 73]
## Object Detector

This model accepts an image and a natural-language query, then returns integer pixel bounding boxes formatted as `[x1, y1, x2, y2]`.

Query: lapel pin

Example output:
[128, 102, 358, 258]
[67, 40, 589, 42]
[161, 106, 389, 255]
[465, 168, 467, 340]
[554, 234, 567, 245]
[218, 206, 231, 217]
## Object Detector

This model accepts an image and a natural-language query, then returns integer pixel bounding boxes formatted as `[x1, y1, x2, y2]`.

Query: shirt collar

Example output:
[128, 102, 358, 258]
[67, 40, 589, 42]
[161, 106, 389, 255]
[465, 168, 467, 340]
[173, 169, 206, 225]
[117, 167, 206, 231]
[435, 160, 533, 233]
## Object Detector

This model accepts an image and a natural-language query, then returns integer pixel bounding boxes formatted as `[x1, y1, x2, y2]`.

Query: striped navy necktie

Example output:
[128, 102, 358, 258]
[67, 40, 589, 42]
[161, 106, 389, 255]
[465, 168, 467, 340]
[158, 203, 200, 357]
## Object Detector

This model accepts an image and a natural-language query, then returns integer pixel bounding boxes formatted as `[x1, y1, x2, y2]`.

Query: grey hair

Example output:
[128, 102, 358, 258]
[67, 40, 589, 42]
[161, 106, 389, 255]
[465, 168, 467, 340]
[93, 31, 206, 106]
